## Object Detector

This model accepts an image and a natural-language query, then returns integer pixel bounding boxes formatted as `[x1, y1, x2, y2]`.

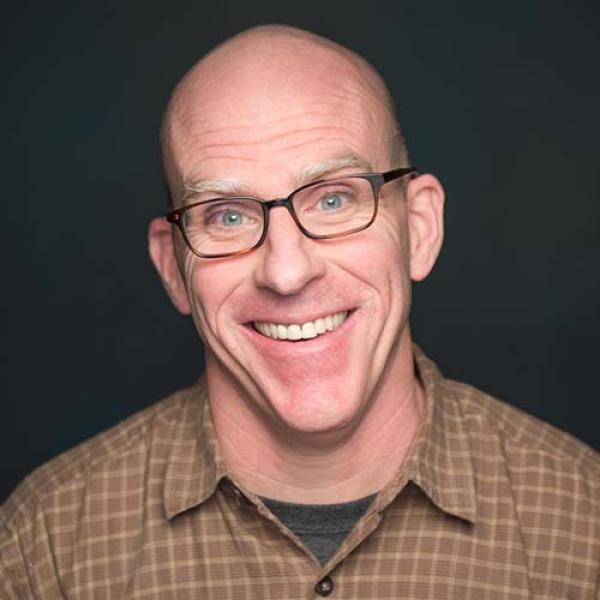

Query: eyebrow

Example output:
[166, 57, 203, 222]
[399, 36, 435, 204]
[183, 177, 248, 200]
[292, 154, 373, 187]
[182, 153, 374, 202]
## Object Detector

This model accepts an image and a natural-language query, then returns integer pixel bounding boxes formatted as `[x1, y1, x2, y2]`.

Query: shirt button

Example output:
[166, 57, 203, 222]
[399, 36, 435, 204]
[314, 575, 334, 596]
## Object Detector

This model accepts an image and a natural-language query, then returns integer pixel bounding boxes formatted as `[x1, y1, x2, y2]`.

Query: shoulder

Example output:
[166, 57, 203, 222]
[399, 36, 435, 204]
[415, 346, 600, 594]
[0, 383, 201, 529]
[450, 378, 598, 470]
[444, 377, 600, 507]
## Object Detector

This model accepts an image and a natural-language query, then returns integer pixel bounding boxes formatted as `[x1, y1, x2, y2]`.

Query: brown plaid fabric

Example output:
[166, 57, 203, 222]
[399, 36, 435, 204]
[2, 347, 599, 599]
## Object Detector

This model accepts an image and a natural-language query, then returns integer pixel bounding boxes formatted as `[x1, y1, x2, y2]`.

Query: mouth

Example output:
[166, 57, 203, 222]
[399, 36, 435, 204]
[253, 310, 350, 341]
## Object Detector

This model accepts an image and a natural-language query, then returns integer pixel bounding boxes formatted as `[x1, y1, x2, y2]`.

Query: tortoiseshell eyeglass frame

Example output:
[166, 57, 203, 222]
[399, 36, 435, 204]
[166, 167, 418, 259]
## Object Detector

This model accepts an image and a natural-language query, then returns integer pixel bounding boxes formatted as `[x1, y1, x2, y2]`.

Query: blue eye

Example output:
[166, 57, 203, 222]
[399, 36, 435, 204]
[319, 194, 344, 210]
[198, 200, 262, 235]
[221, 210, 243, 226]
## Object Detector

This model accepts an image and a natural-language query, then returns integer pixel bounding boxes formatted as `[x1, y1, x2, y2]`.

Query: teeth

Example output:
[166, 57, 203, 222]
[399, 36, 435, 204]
[301, 322, 317, 338]
[325, 315, 334, 331]
[254, 311, 349, 341]
[288, 324, 302, 341]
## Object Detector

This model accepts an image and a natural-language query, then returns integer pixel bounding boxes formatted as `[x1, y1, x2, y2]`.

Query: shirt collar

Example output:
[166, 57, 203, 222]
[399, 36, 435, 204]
[399, 345, 477, 523]
[163, 381, 228, 520]
[163, 346, 477, 523]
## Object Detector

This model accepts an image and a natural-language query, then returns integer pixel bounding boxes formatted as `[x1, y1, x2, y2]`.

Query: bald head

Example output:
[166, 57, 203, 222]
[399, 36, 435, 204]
[161, 25, 409, 201]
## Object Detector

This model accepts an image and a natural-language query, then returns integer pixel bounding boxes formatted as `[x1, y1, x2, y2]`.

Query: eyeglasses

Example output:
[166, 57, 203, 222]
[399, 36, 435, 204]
[166, 167, 417, 259]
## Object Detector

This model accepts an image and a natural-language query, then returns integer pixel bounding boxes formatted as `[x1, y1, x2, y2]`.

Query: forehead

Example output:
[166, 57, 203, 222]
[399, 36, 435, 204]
[182, 153, 375, 201]
[164, 36, 392, 192]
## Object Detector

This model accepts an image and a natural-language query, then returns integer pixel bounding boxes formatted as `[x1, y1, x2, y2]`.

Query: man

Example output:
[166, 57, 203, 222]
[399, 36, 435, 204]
[1, 25, 599, 599]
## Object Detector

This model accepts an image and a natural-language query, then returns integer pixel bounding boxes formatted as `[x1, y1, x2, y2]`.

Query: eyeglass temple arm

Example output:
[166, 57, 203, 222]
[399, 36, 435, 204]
[382, 167, 418, 183]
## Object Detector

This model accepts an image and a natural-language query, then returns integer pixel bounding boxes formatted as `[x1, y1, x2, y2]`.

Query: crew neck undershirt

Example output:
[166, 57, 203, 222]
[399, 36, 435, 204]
[261, 494, 377, 565]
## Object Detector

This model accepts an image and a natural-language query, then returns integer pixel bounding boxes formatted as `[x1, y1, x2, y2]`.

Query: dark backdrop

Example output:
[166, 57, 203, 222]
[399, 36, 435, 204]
[2, 0, 599, 502]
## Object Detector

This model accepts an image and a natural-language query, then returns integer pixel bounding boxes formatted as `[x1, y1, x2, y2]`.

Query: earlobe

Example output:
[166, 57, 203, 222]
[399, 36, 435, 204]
[148, 217, 192, 315]
[406, 174, 445, 281]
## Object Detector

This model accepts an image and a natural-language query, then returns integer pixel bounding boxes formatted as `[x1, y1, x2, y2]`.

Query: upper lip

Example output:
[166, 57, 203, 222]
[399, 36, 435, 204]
[245, 308, 354, 326]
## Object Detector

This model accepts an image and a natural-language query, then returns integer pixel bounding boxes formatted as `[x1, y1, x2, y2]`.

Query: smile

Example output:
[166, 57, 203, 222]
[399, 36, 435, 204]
[253, 311, 349, 341]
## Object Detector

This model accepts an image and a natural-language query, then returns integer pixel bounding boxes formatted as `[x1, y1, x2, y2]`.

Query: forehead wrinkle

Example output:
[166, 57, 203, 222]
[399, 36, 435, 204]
[178, 118, 363, 154]
[170, 84, 373, 153]
[177, 121, 372, 181]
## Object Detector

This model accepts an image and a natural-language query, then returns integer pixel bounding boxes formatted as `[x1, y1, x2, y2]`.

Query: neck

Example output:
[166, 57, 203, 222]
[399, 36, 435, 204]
[207, 339, 423, 504]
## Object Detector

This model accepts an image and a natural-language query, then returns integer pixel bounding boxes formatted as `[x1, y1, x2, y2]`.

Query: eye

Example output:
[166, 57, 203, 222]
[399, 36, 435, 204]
[202, 204, 257, 229]
[318, 193, 346, 211]
[294, 180, 361, 221]
[219, 209, 244, 227]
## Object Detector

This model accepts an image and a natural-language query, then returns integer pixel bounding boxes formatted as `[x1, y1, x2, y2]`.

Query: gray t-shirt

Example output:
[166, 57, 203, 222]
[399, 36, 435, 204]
[262, 494, 376, 565]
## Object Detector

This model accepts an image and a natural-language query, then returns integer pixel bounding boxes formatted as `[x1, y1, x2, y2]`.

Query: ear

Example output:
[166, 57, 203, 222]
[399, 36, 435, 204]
[406, 174, 445, 281]
[148, 217, 192, 315]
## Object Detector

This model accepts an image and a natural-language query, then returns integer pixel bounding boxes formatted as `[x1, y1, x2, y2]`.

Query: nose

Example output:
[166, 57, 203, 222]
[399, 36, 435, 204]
[252, 205, 326, 296]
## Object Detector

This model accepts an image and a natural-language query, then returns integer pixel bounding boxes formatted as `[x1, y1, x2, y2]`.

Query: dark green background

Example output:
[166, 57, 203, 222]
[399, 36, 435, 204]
[2, 0, 599, 501]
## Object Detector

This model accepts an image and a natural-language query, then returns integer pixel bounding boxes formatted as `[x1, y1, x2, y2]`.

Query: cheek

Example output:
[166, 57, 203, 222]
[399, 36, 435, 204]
[184, 254, 247, 337]
[351, 224, 411, 320]
[182, 255, 221, 338]
[375, 212, 411, 285]
[333, 217, 409, 284]
[180, 256, 210, 343]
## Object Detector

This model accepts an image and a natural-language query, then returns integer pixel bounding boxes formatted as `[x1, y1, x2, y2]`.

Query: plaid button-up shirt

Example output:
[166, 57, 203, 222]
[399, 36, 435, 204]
[2, 348, 599, 598]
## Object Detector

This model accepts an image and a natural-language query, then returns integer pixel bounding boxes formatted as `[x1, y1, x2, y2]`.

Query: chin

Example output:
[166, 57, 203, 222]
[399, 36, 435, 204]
[263, 381, 366, 437]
